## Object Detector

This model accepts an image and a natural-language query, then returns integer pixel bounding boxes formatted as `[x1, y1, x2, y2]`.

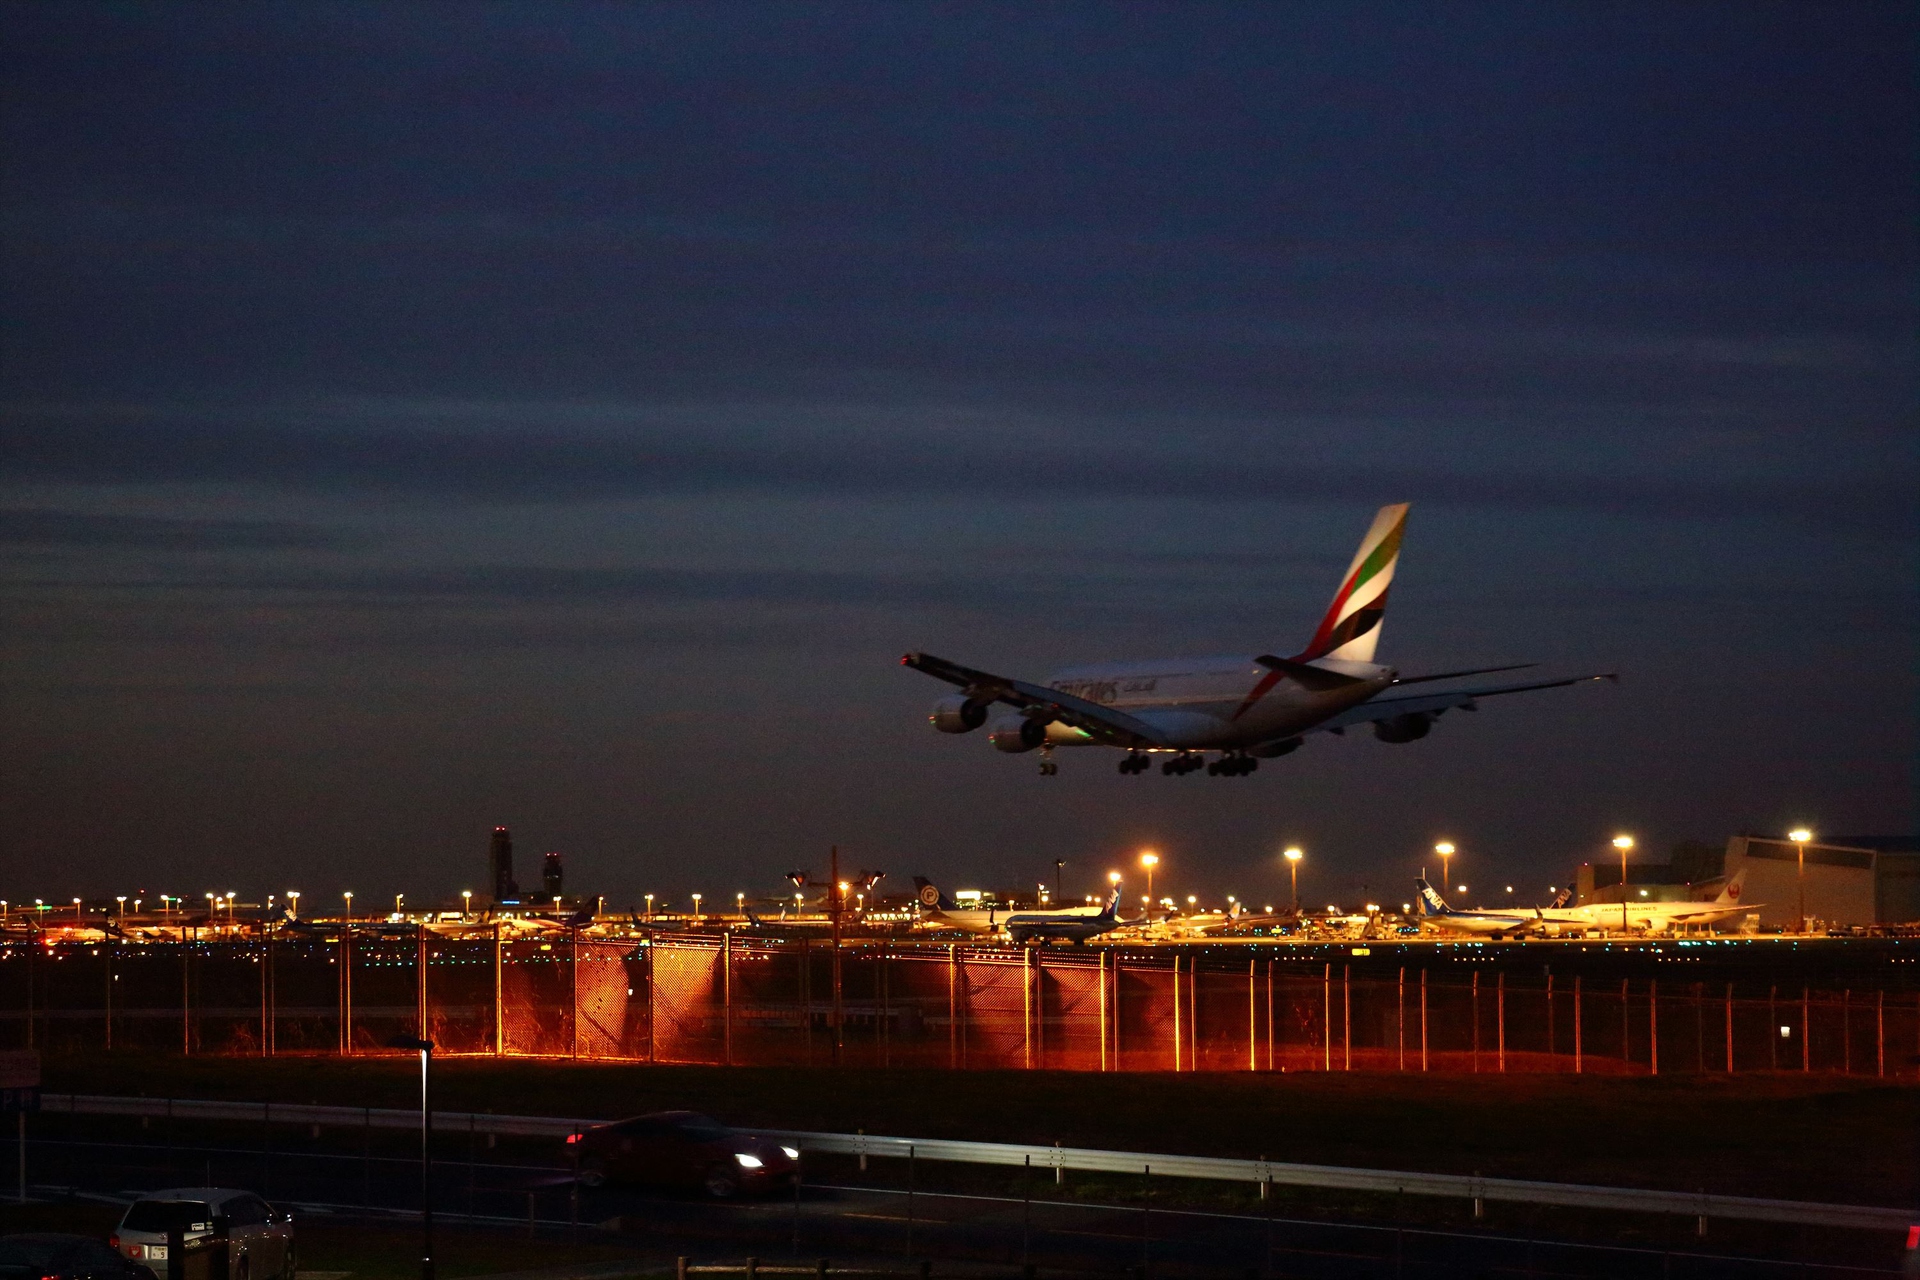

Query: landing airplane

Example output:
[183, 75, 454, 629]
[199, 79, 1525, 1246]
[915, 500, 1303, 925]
[903, 504, 1613, 775]
[1006, 887, 1125, 945]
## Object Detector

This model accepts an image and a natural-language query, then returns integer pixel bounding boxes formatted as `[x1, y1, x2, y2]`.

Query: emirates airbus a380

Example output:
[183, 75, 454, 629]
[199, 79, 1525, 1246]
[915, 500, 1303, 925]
[902, 504, 1614, 776]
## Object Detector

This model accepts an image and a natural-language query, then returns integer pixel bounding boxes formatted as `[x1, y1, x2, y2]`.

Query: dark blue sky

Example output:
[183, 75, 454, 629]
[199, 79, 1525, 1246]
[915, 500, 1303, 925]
[2, 4, 1913, 912]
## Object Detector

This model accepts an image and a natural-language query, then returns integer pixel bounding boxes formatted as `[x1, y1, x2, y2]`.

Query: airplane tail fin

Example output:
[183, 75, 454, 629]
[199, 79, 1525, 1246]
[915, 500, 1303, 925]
[1296, 503, 1409, 663]
[1547, 887, 1573, 909]
[1102, 886, 1123, 918]
[913, 877, 955, 911]
[1714, 866, 1750, 905]
[1415, 875, 1451, 917]
[1228, 900, 1243, 921]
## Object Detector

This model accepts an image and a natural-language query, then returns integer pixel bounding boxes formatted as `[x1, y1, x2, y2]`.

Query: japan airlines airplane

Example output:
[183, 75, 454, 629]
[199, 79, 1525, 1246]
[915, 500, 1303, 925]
[911, 878, 1119, 934]
[903, 504, 1613, 775]
[1416, 872, 1757, 937]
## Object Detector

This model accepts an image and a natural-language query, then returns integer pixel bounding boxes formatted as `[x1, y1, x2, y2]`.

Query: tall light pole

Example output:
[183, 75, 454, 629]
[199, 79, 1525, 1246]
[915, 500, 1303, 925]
[287, 891, 300, 921]
[1284, 847, 1303, 913]
[461, 891, 472, 919]
[385, 1034, 436, 1280]
[1612, 835, 1635, 933]
[343, 891, 353, 925]
[1434, 842, 1455, 899]
[1788, 828, 1813, 934]
[1140, 852, 1159, 907]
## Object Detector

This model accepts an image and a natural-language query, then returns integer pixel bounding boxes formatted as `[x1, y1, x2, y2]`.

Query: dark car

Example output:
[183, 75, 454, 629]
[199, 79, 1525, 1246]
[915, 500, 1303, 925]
[567, 1110, 799, 1197]
[0, 1234, 156, 1280]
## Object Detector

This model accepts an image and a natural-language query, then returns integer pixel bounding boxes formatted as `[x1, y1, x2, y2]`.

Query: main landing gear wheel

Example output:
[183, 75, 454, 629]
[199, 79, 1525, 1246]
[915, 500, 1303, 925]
[1118, 753, 1149, 775]
[1162, 752, 1203, 775]
[1039, 758, 1059, 776]
[1208, 754, 1258, 777]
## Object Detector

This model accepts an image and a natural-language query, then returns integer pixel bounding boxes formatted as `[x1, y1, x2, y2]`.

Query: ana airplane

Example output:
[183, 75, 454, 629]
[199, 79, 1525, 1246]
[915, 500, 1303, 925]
[1416, 872, 1756, 938]
[902, 504, 1613, 775]
[1005, 887, 1125, 945]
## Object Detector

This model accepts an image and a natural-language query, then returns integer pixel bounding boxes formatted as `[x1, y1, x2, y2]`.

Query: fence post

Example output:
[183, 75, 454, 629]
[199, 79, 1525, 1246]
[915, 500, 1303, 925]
[1111, 953, 1121, 1071]
[1497, 971, 1506, 1073]
[1265, 959, 1275, 1071]
[1321, 963, 1331, 1072]
[266, 926, 276, 1056]
[802, 937, 813, 1065]
[645, 939, 656, 1063]
[1769, 985, 1778, 1071]
[569, 923, 580, 1060]
[1099, 951, 1109, 1073]
[417, 922, 429, 1042]
[1621, 978, 1629, 1072]
[182, 937, 192, 1056]
[1171, 955, 1182, 1073]
[1471, 970, 1479, 1073]
[1189, 952, 1199, 1070]
[1544, 967, 1553, 1066]
[1248, 957, 1257, 1072]
[1842, 989, 1851, 1075]
[339, 926, 353, 1056]
[1420, 969, 1428, 1072]
[1725, 982, 1734, 1073]
[492, 922, 504, 1056]
[724, 931, 734, 1067]
[105, 941, 114, 1052]
[1877, 990, 1885, 1078]
[1802, 986, 1810, 1072]
[948, 944, 960, 1069]
[879, 942, 890, 1069]
[1573, 975, 1582, 1074]
[1342, 964, 1351, 1071]
[1650, 979, 1658, 1076]
[1023, 946, 1035, 1071]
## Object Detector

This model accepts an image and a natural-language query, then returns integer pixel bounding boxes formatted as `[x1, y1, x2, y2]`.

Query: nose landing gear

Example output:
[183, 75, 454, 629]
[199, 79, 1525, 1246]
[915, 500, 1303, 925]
[1039, 753, 1059, 776]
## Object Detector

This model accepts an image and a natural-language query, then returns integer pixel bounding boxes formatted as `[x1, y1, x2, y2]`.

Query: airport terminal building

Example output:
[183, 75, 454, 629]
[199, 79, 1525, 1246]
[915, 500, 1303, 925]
[1577, 834, 1920, 928]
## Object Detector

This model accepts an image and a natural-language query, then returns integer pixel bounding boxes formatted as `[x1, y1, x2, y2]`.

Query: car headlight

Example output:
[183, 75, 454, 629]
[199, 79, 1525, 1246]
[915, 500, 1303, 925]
[734, 1153, 764, 1169]
[781, 1146, 800, 1160]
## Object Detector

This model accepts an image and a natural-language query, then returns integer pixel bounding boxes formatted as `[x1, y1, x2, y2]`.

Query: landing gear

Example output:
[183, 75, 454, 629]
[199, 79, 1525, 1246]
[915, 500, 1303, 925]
[1160, 752, 1203, 776]
[1118, 753, 1149, 775]
[1207, 753, 1258, 777]
[1038, 755, 1059, 776]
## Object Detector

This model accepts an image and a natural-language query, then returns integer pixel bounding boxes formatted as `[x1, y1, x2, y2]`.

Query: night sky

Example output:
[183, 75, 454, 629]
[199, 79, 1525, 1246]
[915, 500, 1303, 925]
[2, 5, 1913, 914]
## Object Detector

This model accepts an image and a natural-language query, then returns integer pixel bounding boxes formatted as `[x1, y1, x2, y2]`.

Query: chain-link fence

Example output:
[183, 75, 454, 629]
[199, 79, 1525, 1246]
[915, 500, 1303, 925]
[1, 936, 1914, 1076]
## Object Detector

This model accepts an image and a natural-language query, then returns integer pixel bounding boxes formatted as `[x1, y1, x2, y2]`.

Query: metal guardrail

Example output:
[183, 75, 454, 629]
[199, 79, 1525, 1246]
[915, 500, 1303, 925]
[42, 1093, 1911, 1233]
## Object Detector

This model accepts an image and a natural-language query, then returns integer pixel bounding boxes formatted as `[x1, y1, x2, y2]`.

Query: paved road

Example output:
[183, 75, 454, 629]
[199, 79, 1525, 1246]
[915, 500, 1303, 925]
[21, 1128, 1900, 1279]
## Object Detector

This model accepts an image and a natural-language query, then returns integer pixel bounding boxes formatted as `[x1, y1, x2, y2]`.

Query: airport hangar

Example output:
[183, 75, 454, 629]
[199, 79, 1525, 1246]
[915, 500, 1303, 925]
[1575, 834, 1920, 930]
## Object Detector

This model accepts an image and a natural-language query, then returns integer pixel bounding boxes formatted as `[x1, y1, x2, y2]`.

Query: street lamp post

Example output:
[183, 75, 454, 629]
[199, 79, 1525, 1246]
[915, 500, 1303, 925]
[1284, 847, 1303, 913]
[287, 891, 300, 921]
[385, 1034, 436, 1280]
[343, 891, 353, 925]
[692, 894, 703, 920]
[1788, 829, 1813, 933]
[461, 891, 471, 919]
[1434, 843, 1455, 899]
[1612, 835, 1635, 933]
[1140, 852, 1159, 907]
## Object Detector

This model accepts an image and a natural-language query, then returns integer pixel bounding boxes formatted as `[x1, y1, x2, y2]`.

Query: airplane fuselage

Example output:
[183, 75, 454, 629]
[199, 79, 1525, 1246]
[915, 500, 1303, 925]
[1039, 656, 1393, 750]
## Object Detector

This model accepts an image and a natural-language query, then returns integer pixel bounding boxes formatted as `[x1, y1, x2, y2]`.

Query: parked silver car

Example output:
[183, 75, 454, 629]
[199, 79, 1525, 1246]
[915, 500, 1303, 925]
[110, 1189, 294, 1280]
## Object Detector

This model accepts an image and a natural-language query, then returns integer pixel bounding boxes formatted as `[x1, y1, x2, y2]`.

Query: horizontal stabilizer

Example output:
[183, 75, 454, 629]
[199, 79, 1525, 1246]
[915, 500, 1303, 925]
[1393, 663, 1536, 686]
[1254, 654, 1368, 692]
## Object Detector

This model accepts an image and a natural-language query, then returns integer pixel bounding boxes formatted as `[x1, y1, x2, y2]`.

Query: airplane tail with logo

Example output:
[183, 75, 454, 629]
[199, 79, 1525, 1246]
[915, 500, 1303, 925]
[1414, 876, 1451, 917]
[912, 877, 955, 911]
[1712, 866, 1750, 905]
[1296, 503, 1408, 664]
[1099, 885, 1123, 920]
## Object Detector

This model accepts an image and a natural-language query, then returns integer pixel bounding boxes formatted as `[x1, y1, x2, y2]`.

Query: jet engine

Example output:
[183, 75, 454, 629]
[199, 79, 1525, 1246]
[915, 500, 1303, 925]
[1373, 713, 1433, 743]
[987, 715, 1048, 753]
[929, 695, 990, 734]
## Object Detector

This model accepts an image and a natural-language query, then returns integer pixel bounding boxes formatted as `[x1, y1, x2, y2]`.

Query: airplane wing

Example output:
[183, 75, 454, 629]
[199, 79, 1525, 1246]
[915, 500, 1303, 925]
[1308, 672, 1617, 735]
[901, 651, 1173, 748]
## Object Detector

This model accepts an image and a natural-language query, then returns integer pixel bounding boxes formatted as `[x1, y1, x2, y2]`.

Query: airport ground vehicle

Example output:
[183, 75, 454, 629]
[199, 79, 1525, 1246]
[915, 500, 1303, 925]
[110, 1190, 293, 1280]
[0, 1233, 156, 1280]
[567, 1110, 799, 1197]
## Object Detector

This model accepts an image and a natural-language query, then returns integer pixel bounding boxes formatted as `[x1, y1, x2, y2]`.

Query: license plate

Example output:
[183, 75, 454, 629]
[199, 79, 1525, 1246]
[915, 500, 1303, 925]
[147, 1246, 167, 1260]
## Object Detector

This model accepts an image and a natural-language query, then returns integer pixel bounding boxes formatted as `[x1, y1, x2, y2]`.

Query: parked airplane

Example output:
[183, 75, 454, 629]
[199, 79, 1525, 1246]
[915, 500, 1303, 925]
[912, 878, 1121, 936]
[902, 504, 1613, 775]
[1416, 872, 1755, 937]
[1006, 887, 1125, 945]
